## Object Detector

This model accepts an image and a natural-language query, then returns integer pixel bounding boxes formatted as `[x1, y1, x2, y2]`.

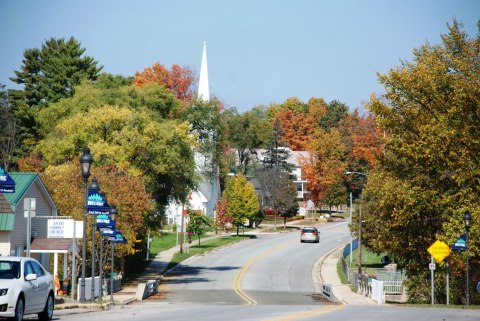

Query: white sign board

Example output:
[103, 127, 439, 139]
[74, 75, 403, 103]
[48, 219, 83, 238]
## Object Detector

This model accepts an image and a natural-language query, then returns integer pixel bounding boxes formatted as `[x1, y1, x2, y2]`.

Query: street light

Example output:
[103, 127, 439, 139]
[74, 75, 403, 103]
[345, 171, 367, 276]
[464, 211, 471, 305]
[79, 147, 93, 303]
[109, 205, 117, 303]
[89, 177, 100, 303]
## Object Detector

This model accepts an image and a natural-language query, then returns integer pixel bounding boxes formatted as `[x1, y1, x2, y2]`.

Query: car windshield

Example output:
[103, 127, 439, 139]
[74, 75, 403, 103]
[302, 228, 316, 233]
[0, 261, 20, 279]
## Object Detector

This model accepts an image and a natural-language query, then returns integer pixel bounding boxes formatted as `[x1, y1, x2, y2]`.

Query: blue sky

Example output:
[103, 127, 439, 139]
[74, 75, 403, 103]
[0, 0, 478, 113]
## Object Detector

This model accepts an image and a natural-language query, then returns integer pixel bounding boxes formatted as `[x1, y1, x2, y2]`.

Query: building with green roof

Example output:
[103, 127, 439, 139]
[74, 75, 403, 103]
[0, 172, 57, 267]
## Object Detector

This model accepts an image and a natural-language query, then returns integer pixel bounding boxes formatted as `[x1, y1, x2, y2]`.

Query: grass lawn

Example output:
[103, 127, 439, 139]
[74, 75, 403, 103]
[347, 245, 386, 269]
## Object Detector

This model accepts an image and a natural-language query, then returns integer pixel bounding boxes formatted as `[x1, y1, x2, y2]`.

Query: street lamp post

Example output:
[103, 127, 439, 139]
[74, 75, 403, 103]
[89, 177, 100, 303]
[109, 205, 117, 303]
[464, 211, 471, 306]
[345, 171, 367, 276]
[79, 147, 93, 303]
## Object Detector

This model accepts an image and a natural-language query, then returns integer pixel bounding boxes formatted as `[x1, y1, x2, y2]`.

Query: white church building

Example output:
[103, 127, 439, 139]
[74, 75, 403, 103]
[166, 42, 218, 226]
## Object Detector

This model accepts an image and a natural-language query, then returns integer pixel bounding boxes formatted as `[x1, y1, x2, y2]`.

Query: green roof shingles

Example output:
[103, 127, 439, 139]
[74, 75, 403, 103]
[3, 173, 37, 207]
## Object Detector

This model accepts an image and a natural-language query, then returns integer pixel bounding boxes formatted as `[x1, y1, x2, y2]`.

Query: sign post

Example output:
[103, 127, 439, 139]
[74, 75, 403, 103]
[427, 240, 451, 305]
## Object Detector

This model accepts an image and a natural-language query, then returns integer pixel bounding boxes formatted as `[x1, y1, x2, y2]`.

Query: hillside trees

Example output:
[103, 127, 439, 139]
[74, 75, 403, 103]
[363, 20, 479, 303]
[9, 37, 102, 155]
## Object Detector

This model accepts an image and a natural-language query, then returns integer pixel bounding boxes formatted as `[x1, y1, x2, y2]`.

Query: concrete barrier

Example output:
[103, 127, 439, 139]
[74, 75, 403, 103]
[322, 284, 332, 298]
[135, 280, 159, 300]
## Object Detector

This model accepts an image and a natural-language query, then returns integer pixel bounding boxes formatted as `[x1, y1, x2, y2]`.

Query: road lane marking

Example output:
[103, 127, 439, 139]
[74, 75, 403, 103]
[262, 305, 345, 321]
[233, 239, 297, 305]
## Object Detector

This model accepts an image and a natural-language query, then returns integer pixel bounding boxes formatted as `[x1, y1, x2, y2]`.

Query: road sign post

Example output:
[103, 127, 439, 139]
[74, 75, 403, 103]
[427, 240, 451, 305]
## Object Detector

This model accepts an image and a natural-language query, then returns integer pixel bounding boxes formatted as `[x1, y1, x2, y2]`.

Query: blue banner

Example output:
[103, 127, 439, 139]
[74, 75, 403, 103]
[109, 231, 127, 244]
[87, 190, 110, 215]
[0, 167, 15, 193]
[451, 234, 467, 251]
[101, 228, 116, 237]
[96, 213, 116, 230]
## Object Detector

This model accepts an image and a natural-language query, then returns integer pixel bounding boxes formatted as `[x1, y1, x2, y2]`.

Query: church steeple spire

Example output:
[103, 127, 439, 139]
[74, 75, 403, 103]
[198, 42, 210, 101]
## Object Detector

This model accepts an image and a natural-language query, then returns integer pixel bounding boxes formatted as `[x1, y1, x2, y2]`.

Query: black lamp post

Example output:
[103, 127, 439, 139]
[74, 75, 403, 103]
[109, 205, 117, 303]
[79, 147, 93, 303]
[463, 211, 471, 306]
[89, 177, 100, 302]
[99, 191, 107, 302]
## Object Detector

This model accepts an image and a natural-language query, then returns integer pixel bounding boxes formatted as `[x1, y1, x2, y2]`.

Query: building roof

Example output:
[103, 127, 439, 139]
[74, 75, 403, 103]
[0, 193, 15, 230]
[3, 173, 37, 207]
[2, 173, 57, 216]
[30, 238, 78, 254]
[0, 193, 14, 214]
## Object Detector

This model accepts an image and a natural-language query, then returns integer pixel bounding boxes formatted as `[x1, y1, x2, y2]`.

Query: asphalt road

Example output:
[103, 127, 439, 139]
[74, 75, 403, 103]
[162, 221, 347, 305]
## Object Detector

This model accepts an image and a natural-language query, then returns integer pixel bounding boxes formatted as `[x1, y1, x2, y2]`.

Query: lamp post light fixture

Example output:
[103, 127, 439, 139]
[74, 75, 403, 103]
[89, 177, 100, 303]
[464, 211, 471, 306]
[79, 147, 93, 303]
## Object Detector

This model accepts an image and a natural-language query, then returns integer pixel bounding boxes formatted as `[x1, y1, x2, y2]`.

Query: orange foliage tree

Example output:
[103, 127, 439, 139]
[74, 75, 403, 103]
[270, 97, 318, 151]
[339, 111, 384, 168]
[300, 128, 347, 204]
[134, 62, 195, 103]
[41, 163, 154, 274]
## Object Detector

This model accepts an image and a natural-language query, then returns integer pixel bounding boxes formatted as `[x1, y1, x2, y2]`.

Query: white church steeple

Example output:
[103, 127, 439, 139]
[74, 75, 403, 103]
[198, 42, 210, 101]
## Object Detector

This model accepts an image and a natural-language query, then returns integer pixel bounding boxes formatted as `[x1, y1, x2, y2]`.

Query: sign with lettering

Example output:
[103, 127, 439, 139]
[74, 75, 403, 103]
[87, 191, 110, 215]
[96, 213, 116, 230]
[427, 240, 451, 264]
[0, 166, 15, 193]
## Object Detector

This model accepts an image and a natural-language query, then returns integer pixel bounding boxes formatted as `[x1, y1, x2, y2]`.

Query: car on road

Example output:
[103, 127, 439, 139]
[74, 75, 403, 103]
[300, 227, 320, 243]
[0, 256, 54, 321]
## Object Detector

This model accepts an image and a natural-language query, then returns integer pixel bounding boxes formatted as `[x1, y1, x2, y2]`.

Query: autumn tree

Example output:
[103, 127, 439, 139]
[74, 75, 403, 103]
[301, 128, 347, 205]
[41, 163, 153, 276]
[363, 20, 479, 304]
[134, 62, 195, 103]
[268, 97, 317, 151]
[222, 174, 259, 235]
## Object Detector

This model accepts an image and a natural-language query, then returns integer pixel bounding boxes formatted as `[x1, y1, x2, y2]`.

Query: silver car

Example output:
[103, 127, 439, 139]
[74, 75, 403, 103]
[300, 227, 320, 243]
[0, 256, 54, 321]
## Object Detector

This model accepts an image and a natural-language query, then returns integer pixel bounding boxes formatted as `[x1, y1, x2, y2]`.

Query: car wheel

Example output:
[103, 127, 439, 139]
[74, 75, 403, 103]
[9, 297, 24, 321]
[38, 294, 54, 321]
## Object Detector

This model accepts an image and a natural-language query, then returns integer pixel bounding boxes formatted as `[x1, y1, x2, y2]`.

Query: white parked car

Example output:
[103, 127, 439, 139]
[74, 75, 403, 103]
[0, 256, 54, 321]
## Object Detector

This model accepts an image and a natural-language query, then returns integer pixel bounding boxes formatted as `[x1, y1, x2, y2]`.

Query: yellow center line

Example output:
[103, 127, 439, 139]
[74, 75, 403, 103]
[262, 305, 346, 321]
[233, 239, 297, 305]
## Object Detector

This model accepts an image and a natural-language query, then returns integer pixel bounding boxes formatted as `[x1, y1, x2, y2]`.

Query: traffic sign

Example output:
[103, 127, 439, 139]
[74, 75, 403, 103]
[427, 240, 451, 264]
[429, 263, 436, 270]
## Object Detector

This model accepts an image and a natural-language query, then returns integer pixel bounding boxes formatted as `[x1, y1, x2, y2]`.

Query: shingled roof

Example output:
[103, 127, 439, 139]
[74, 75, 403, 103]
[30, 238, 78, 253]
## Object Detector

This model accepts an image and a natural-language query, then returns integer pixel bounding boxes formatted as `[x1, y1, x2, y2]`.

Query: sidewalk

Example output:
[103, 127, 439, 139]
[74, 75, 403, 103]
[55, 222, 374, 310]
[314, 246, 376, 305]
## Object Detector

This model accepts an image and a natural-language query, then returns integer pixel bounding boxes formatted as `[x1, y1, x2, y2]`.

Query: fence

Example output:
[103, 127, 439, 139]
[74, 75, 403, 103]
[340, 241, 407, 302]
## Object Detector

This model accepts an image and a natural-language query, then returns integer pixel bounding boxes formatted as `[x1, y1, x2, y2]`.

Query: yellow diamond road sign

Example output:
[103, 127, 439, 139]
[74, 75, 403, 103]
[427, 240, 451, 264]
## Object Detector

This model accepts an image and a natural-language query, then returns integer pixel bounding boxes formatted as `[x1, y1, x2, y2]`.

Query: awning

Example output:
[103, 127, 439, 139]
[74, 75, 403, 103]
[30, 238, 79, 254]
